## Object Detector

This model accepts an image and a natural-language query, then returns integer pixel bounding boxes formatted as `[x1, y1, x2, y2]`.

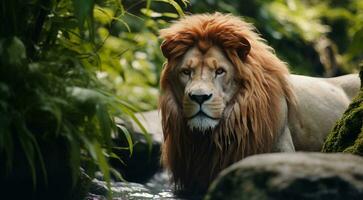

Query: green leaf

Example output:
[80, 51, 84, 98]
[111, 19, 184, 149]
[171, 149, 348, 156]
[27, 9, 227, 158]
[96, 103, 112, 152]
[94, 6, 114, 25]
[146, 0, 151, 14]
[113, 16, 131, 32]
[122, 107, 152, 154]
[94, 142, 111, 196]
[141, 8, 162, 18]
[72, 0, 95, 41]
[16, 119, 36, 188]
[28, 132, 48, 186]
[108, 152, 126, 166]
[115, 0, 125, 15]
[181, 0, 190, 7]
[82, 136, 97, 160]
[72, 0, 95, 26]
[40, 100, 63, 135]
[155, 0, 185, 16]
[348, 28, 363, 58]
[15, 117, 48, 187]
[161, 12, 179, 18]
[0, 37, 26, 66]
[67, 87, 103, 116]
[65, 133, 81, 187]
[110, 167, 126, 182]
[116, 124, 133, 157]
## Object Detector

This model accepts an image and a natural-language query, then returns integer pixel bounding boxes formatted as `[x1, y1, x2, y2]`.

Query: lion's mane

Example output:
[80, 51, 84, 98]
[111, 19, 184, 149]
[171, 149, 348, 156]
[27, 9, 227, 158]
[159, 13, 295, 192]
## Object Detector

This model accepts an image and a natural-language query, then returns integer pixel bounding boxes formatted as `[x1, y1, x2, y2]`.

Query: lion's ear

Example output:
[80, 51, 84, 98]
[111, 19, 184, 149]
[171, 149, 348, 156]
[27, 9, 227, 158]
[161, 39, 173, 59]
[236, 37, 251, 61]
[161, 39, 190, 60]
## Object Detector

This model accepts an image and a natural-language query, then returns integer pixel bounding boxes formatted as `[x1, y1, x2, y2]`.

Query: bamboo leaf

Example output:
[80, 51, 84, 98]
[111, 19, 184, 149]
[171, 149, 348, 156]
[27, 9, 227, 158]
[40, 100, 62, 135]
[109, 152, 126, 166]
[72, 0, 95, 41]
[155, 0, 185, 16]
[16, 120, 36, 188]
[65, 133, 81, 187]
[94, 142, 111, 197]
[72, 0, 95, 27]
[113, 17, 131, 32]
[122, 108, 152, 154]
[146, 0, 151, 14]
[116, 124, 134, 157]
[27, 133, 48, 186]
[115, 0, 125, 15]
[110, 167, 126, 182]
[96, 103, 112, 152]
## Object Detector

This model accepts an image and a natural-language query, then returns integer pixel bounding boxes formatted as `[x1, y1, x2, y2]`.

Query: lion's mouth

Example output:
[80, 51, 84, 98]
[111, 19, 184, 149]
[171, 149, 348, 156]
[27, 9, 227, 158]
[187, 110, 220, 120]
[186, 109, 220, 132]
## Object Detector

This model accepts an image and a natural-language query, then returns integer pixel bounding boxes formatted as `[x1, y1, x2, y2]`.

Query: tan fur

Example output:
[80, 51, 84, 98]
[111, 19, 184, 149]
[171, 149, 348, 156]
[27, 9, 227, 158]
[159, 13, 295, 192]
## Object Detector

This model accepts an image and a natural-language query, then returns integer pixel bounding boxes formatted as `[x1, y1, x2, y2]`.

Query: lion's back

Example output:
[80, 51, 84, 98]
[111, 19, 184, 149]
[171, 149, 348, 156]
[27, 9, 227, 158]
[287, 74, 360, 151]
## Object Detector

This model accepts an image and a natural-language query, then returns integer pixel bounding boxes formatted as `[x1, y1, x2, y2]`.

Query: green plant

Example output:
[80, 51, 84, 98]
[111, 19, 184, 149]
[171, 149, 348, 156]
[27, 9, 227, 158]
[0, 0, 187, 198]
[91, 0, 189, 111]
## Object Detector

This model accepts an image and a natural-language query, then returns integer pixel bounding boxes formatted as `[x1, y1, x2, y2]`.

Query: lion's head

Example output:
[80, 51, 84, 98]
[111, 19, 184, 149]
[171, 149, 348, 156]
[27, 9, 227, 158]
[174, 46, 240, 132]
[159, 13, 295, 193]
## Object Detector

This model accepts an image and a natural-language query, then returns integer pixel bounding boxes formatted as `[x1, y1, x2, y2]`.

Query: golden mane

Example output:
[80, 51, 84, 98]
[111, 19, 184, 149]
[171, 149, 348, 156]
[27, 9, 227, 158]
[159, 13, 295, 193]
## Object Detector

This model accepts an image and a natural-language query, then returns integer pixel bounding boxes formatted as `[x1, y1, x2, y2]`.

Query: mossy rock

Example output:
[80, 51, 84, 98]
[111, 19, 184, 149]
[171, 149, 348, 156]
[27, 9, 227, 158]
[322, 68, 363, 155]
[205, 153, 363, 200]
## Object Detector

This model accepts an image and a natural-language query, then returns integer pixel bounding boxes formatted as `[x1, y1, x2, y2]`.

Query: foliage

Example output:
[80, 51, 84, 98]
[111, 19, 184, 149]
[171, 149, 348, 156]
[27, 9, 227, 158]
[90, 0, 363, 111]
[92, 0, 188, 111]
[89, 0, 363, 113]
[0, 0, 186, 196]
[188, 0, 363, 76]
[0, 0, 113, 189]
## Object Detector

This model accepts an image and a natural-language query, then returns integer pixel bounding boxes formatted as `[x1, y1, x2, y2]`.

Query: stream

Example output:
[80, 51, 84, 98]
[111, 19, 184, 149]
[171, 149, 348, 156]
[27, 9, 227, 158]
[86, 170, 201, 200]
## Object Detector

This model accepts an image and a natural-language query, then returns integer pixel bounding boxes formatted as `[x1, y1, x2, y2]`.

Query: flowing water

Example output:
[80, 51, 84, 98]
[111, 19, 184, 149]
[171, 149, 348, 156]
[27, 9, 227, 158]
[87, 170, 198, 200]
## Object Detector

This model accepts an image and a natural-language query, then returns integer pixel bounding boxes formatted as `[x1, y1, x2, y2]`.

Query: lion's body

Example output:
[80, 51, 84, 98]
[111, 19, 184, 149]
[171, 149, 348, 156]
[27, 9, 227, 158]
[158, 13, 361, 193]
[281, 74, 360, 151]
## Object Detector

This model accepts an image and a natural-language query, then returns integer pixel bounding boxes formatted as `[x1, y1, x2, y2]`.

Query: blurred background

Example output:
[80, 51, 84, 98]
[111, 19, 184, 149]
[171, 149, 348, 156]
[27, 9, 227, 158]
[101, 0, 363, 111]
[0, 0, 362, 199]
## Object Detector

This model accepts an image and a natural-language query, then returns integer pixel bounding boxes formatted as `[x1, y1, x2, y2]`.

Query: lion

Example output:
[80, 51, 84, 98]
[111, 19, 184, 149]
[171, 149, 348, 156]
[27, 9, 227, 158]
[158, 13, 361, 193]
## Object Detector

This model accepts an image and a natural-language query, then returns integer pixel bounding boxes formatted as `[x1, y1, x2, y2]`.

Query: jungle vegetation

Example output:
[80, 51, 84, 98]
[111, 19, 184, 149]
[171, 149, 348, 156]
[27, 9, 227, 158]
[0, 0, 362, 199]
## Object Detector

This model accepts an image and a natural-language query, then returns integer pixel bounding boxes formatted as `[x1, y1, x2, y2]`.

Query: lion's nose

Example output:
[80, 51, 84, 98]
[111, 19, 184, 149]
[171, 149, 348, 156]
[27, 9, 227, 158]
[189, 93, 212, 104]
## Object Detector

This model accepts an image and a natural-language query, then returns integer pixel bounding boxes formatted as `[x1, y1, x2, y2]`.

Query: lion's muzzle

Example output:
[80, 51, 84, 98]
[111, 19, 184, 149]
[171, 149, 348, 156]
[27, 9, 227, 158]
[183, 89, 224, 132]
[189, 93, 212, 104]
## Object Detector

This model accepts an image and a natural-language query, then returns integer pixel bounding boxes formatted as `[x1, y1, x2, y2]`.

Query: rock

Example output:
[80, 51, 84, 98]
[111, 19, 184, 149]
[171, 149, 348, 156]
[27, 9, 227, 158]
[205, 153, 363, 200]
[89, 179, 108, 196]
[322, 68, 363, 155]
[111, 110, 163, 182]
[86, 193, 107, 200]
[131, 110, 163, 143]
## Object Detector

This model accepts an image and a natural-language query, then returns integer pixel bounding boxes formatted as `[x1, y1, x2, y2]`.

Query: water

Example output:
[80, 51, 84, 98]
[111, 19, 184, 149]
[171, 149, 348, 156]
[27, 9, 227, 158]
[87, 170, 189, 200]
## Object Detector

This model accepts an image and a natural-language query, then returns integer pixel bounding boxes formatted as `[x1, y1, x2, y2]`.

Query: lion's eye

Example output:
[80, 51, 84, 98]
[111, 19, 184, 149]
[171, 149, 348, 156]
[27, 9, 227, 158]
[215, 68, 226, 76]
[181, 68, 192, 76]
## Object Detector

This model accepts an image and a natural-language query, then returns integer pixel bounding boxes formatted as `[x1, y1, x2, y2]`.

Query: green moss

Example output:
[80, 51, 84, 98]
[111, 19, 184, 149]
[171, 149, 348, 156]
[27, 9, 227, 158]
[322, 68, 363, 155]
